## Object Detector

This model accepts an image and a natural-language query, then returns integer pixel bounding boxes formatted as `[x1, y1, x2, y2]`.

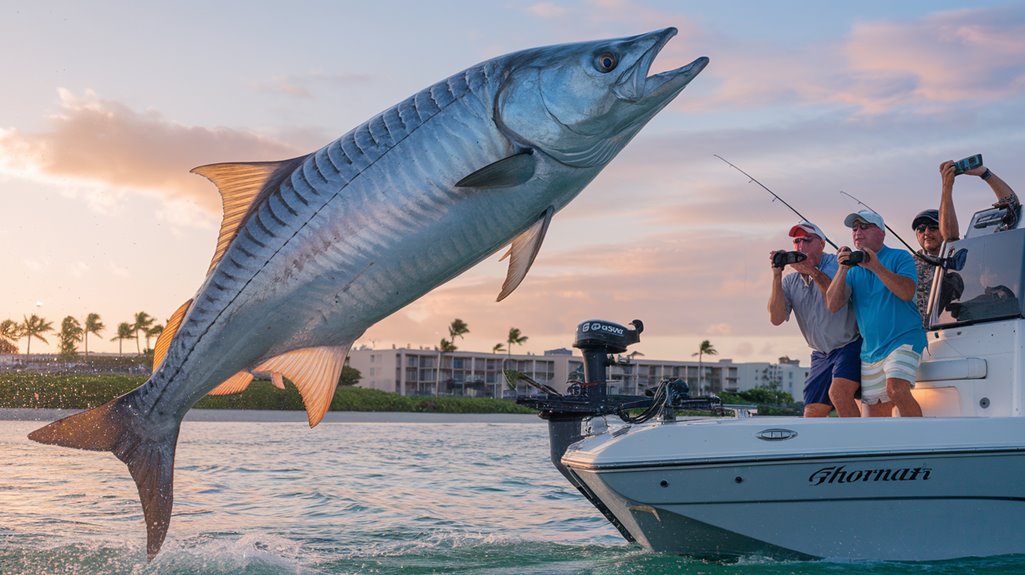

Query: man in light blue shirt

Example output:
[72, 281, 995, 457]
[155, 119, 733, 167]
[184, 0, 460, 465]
[825, 210, 926, 417]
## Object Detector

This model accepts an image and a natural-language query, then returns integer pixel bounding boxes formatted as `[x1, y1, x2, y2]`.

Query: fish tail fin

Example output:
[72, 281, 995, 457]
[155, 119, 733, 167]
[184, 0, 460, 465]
[28, 391, 180, 559]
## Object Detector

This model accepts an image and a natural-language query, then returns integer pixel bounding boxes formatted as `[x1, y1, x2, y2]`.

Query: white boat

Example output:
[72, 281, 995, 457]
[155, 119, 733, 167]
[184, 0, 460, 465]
[525, 201, 1025, 561]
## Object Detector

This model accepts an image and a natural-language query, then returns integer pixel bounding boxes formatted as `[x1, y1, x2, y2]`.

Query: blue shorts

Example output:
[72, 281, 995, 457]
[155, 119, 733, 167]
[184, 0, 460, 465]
[805, 337, 863, 406]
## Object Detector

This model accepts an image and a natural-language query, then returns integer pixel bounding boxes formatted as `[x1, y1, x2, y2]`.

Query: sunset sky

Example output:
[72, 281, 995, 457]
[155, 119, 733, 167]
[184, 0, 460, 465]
[2, 1, 1024, 364]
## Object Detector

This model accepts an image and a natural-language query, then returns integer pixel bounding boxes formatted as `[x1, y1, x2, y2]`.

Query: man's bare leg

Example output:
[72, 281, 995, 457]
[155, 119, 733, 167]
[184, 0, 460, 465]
[828, 377, 861, 417]
[887, 378, 923, 417]
[804, 403, 832, 417]
[867, 401, 894, 417]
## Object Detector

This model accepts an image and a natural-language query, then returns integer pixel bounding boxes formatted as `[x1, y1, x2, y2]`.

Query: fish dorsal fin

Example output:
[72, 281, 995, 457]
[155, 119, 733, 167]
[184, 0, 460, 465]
[497, 206, 554, 302]
[152, 298, 193, 373]
[256, 345, 351, 427]
[207, 371, 255, 396]
[190, 160, 290, 274]
[455, 151, 536, 189]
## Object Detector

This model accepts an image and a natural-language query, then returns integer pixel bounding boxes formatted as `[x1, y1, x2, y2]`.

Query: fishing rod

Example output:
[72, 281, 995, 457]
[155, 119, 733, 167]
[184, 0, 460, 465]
[714, 154, 838, 249]
[838, 191, 920, 255]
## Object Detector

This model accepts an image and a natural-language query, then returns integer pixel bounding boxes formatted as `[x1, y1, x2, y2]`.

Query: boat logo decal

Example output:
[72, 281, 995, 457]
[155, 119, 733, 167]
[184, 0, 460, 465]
[756, 428, 797, 441]
[581, 322, 624, 336]
[809, 465, 933, 486]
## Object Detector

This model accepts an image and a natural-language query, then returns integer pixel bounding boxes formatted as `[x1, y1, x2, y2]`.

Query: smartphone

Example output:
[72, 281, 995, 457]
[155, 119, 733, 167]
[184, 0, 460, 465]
[953, 154, 983, 175]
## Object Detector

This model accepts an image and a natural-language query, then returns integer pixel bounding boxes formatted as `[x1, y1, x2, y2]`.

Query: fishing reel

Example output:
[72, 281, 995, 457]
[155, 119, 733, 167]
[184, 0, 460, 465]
[772, 250, 808, 269]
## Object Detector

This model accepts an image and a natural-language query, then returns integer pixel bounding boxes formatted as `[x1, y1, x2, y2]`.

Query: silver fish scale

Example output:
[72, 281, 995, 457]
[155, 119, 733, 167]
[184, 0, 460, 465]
[141, 62, 502, 414]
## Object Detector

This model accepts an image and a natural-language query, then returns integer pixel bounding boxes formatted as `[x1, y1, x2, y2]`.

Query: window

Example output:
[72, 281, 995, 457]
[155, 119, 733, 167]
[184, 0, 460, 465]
[932, 228, 1025, 328]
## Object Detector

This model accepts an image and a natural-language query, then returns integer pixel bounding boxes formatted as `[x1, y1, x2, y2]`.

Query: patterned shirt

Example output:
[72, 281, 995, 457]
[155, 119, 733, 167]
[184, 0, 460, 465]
[914, 250, 935, 328]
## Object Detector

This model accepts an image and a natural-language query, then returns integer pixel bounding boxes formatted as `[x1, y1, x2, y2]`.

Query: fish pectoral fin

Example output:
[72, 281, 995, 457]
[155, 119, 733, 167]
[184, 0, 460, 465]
[207, 371, 255, 396]
[256, 344, 352, 427]
[455, 151, 536, 189]
[152, 299, 193, 373]
[497, 206, 554, 302]
[190, 156, 308, 275]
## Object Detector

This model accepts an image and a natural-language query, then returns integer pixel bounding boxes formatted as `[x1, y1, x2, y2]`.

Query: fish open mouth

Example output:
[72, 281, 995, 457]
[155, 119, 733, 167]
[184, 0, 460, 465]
[614, 27, 709, 103]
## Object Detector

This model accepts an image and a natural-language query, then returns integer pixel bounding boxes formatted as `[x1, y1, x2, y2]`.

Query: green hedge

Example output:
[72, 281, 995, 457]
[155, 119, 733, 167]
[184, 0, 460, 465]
[0, 373, 534, 414]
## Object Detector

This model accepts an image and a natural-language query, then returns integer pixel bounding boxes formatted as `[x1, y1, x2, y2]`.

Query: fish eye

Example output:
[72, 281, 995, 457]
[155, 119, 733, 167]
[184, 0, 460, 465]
[593, 52, 617, 73]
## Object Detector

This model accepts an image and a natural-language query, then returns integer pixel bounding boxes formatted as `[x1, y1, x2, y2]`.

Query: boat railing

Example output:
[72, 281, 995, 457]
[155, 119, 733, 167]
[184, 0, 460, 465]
[722, 403, 758, 418]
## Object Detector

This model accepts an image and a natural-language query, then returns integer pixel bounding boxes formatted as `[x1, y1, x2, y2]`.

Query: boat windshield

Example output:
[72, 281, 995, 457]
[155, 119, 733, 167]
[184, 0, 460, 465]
[930, 228, 1025, 328]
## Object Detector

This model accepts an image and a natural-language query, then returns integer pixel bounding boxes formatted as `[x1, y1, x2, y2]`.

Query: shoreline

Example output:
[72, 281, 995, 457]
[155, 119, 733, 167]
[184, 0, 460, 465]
[1, 407, 545, 424]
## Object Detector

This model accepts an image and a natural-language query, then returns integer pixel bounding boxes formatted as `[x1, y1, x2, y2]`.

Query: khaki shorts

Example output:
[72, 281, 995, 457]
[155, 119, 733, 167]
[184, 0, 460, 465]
[860, 344, 921, 405]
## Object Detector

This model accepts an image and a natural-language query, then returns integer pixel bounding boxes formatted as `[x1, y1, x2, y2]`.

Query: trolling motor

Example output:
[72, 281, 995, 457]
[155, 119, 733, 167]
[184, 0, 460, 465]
[516, 318, 723, 541]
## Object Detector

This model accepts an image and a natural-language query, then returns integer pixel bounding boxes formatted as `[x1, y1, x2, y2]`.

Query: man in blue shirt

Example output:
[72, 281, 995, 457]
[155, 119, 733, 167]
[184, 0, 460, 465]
[768, 222, 861, 417]
[825, 210, 926, 417]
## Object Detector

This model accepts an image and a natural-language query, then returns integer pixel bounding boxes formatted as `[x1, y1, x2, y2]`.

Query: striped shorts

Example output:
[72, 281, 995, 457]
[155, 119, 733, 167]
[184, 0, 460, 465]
[860, 344, 921, 405]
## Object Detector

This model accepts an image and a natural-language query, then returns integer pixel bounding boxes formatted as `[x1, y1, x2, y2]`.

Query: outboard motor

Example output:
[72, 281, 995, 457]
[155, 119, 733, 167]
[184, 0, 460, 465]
[517, 319, 644, 540]
[517, 319, 724, 540]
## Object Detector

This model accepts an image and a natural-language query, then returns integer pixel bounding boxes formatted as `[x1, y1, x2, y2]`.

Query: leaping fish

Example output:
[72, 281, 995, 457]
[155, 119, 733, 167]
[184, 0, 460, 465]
[29, 28, 708, 558]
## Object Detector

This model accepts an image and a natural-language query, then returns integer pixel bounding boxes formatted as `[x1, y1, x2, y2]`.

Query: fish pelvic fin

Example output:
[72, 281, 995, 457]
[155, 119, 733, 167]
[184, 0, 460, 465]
[497, 206, 554, 301]
[256, 344, 352, 427]
[455, 151, 536, 188]
[190, 156, 308, 275]
[207, 371, 255, 395]
[152, 299, 193, 373]
[28, 391, 180, 560]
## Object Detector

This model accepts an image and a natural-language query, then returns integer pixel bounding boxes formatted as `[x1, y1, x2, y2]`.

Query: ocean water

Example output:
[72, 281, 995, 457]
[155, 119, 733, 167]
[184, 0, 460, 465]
[2, 414, 1023, 575]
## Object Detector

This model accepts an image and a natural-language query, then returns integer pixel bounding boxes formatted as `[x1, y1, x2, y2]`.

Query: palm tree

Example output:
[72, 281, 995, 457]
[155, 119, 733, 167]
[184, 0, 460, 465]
[132, 311, 154, 354]
[436, 318, 470, 396]
[492, 343, 505, 354]
[692, 339, 719, 393]
[0, 319, 21, 353]
[504, 327, 528, 397]
[145, 324, 165, 352]
[83, 313, 104, 359]
[111, 322, 134, 356]
[57, 316, 84, 358]
[21, 314, 53, 355]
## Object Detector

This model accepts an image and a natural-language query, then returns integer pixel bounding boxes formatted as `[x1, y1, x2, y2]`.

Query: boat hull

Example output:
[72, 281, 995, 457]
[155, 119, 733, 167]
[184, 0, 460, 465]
[563, 417, 1025, 560]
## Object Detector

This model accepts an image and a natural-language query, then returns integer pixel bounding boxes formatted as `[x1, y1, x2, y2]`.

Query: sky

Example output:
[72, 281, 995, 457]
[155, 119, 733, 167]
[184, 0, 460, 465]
[2, 0, 1024, 364]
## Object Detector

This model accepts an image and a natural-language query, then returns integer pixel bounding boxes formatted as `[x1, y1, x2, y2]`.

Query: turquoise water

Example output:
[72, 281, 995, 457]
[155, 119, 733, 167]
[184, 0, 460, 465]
[2, 416, 1023, 574]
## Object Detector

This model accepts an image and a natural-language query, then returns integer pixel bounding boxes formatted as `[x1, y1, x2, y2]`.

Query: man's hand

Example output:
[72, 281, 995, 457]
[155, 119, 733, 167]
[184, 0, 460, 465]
[769, 250, 784, 276]
[837, 246, 854, 266]
[859, 245, 882, 274]
[791, 256, 816, 275]
[940, 160, 957, 188]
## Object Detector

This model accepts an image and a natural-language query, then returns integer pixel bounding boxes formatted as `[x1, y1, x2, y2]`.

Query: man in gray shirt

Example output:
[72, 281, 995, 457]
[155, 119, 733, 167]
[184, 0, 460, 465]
[768, 222, 862, 417]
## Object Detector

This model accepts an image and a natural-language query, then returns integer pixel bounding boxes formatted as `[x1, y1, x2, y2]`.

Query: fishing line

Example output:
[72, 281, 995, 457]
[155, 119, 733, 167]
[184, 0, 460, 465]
[714, 155, 838, 249]
[838, 191, 919, 255]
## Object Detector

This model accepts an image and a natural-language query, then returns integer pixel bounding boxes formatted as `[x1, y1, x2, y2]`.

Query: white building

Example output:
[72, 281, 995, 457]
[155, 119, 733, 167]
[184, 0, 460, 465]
[347, 347, 804, 400]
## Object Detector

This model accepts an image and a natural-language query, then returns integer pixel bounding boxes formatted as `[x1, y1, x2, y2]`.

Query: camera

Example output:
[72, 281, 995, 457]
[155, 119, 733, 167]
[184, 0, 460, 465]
[843, 251, 867, 266]
[772, 250, 807, 269]
[953, 154, 983, 176]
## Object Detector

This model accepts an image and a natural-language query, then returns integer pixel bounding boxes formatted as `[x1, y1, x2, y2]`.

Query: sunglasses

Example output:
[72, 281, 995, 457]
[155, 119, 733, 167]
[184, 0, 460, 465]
[792, 237, 816, 245]
[915, 224, 939, 233]
[851, 223, 877, 231]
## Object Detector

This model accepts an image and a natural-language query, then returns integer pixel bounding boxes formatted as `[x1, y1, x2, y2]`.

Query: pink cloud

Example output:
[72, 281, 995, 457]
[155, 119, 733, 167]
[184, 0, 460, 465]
[0, 89, 302, 213]
[701, 6, 1025, 115]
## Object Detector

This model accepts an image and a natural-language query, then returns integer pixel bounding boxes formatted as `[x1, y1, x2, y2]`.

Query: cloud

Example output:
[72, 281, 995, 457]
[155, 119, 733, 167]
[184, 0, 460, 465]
[527, 3, 568, 19]
[702, 6, 1025, 115]
[840, 8, 1025, 112]
[258, 72, 374, 99]
[0, 89, 303, 217]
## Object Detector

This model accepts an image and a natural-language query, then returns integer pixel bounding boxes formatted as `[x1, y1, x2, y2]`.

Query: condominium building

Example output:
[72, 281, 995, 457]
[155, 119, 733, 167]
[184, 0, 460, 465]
[346, 346, 794, 400]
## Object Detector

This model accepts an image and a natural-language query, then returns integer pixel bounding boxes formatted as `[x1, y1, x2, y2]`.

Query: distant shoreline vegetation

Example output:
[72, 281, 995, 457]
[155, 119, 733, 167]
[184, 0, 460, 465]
[0, 373, 535, 415]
